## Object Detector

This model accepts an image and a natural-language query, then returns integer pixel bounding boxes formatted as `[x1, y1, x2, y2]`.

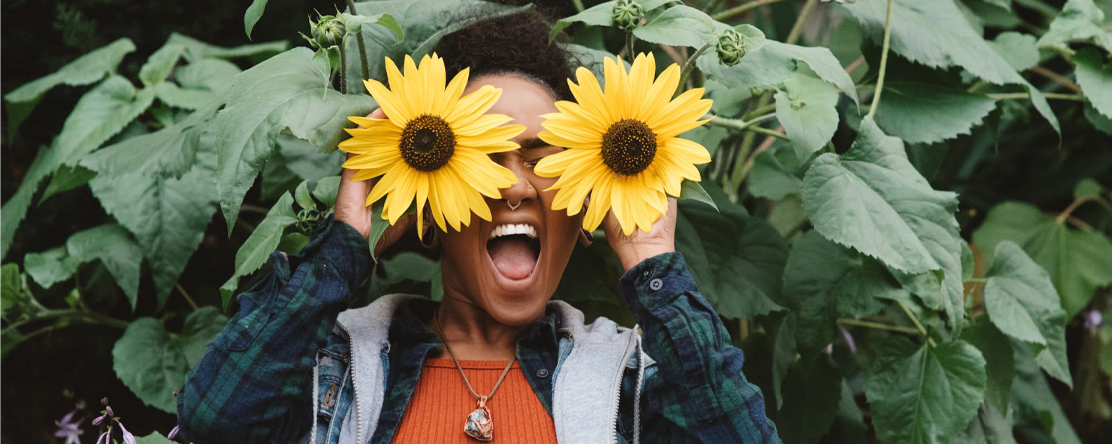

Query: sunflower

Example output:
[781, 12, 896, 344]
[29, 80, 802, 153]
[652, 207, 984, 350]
[535, 53, 713, 234]
[338, 54, 525, 237]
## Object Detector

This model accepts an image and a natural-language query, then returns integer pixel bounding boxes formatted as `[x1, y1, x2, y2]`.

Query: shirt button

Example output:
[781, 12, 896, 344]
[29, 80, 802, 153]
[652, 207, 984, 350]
[649, 278, 663, 291]
[641, 269, 652, 278]
[536, 368, 549, 378]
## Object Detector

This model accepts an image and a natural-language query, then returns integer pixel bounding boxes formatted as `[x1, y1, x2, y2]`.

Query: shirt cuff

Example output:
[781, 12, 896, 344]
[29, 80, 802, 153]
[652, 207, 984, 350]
[618, 251, 699, 314]
[293, 214, 372, 288]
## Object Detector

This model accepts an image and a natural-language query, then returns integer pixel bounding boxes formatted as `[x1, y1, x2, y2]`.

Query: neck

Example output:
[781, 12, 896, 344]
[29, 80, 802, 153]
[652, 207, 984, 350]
[432, 291, 526, 362]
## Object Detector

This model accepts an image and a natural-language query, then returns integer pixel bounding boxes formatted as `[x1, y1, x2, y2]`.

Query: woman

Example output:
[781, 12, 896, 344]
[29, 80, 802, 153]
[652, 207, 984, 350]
[177, 10, 779, 444]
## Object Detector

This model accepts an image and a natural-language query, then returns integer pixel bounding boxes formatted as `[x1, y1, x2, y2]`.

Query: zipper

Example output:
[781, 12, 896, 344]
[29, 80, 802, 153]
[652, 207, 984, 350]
[335, 322, 363, 444]
[610, 331, 639, 444]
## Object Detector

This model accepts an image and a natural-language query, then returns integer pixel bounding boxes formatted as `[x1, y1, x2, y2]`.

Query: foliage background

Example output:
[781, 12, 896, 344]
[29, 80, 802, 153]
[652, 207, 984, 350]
[2, 0, 1111, 443]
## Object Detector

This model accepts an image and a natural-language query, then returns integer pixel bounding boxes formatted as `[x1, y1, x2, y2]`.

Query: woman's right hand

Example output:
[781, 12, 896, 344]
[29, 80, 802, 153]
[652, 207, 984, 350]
[334, 108, 415, 256]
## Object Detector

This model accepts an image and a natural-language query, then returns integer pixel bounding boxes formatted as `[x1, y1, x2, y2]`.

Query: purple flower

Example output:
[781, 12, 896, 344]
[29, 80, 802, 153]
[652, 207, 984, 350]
[1084, 310, 1103, 332]
[118, 421, 136, 444]
[839, 325, 857, 354]
[54, 405, 85, 444]
[92, 406, 114, 426]
[168, 425, 180, 439]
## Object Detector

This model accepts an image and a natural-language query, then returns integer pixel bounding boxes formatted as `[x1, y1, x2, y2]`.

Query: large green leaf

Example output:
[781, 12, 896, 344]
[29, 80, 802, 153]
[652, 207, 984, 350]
[801, 118, 963, 332]
[176, 58, 243, 93]
[783, 231, 902, 354]
[973, 201, 1112, 316]
[26, 225, 148, 309]
[220, 192, 299, 309]
[871, 81, 998, 144]
[81, 100, 220, 180]
[244, 0, 269, 39]
[273, 133, 345, 182]
[983, 241, 1072, 386]
[23, 248, 82, 290]
[554, 240, 625, 305]
[166, 33, 288, 62]
[139, 42, 186, 87]
[988, 32, 1039, 71]
[772, 357, 842, 444]
[843, 0, 1060, 136]
[632, 5, 716, 48]
[775, 68, 840, 160]
[676, 184, 787, 320]
[214, 48, 376, 231]
[865, 337, 987, 444]
[135, 432, 176, 444]
[549, 0, 672, 41]
[3, 38, 136, 137]
[2, 75, 156, 259]
[1011, 341, 1083, 444]
[90, 141, 218, 309]
[113, 307, 228, 413]
[953, 403, 1018, 444]
[698, 33, 859, 104]
[748, 144, 802, 200]
[1037, 0, 1112, 53]
[1074, 47, 1112, 120]
[961, 319, 1015, 414]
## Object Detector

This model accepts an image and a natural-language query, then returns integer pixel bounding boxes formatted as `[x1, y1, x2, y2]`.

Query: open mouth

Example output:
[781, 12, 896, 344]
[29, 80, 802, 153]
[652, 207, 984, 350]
[486, 223, 541, 281]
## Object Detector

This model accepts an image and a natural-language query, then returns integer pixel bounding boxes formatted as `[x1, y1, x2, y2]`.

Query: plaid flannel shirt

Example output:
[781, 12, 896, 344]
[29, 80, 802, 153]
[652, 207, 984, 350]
[177, 216, 779, 443]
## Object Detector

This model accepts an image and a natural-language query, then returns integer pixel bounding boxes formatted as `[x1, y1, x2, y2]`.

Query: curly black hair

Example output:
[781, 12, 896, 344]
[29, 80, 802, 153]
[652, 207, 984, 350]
[433, 8, 576, 101]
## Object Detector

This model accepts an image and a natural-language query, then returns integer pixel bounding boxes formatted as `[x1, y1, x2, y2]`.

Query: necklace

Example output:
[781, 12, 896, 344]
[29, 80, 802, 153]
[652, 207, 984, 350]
[434, 311, 517, 442]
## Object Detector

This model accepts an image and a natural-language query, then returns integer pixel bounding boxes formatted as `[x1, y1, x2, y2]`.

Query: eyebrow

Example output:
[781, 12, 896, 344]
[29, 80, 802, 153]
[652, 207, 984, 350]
[517, 137, 552, 150]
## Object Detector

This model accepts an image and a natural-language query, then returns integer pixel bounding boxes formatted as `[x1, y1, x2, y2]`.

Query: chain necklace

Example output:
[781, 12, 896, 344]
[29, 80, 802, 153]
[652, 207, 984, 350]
[434, 311, 517, 442]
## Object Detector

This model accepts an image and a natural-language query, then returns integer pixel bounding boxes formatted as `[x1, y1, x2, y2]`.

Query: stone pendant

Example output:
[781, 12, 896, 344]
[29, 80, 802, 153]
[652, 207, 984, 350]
[464, 403, 493, 442]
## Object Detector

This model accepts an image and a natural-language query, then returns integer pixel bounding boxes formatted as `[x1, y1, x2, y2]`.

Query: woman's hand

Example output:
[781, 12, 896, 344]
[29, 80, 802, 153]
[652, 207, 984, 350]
[602, 198, 678, 271]
[335, 108, 415, 256]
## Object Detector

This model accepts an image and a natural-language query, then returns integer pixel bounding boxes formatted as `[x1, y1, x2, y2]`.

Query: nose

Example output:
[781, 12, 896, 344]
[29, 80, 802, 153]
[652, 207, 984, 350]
[500, 163, 537, 208]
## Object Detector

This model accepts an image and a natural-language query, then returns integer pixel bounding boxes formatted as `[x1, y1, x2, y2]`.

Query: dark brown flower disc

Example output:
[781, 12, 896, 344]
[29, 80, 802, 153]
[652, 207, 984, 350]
[601, 119, 657, 176]
[400, 114, 456, 172]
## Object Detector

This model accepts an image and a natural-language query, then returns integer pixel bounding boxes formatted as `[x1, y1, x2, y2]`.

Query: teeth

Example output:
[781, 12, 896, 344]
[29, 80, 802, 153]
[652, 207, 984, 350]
[489, 223, 538, 239]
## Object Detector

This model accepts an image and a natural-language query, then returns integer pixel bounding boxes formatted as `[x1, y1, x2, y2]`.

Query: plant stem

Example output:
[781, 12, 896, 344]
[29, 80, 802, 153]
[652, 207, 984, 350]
[785, 0, 819, 45]
[345, 0, 370, 85]
[744, 103, 777, 119]
[746, 125, 788, 140]
[705, 112, 778, 132]
[711, 0, 789, 21]
[339, 44, 349, 94]
[240, 204, 271, 215]
[867, 0, 894, 119]
[625, 32, 636, 59]
[571, 0, 585, 12]
[965, 278, 988, 283]
[898, 302, 936, 347]
[176, 284, 199, 311]
[3, 309, 129, 334]
[988, 92, 1087, 102]
[676, 44, 712, 98]
[703, 0, 725, 13]
[837, 318, 921, 335]
[1029, 65, 1082, 92]
[1057, 197, 1099, 224]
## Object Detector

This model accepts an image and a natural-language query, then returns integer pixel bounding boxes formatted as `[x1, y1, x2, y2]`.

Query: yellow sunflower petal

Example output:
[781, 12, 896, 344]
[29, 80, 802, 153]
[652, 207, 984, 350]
[583, 174, 614, 231]
[534, 148, 596, 178]
[661, 137, 712, 164]
[445, 86, 500, 128]
[439, 67, 470, 116]
[636, 63, 681, 122]
[454, 114, 515, 137]
[426, 174, 448, 232]
[415, 173, 429, 238]
[568, 68, 613, 124]
[363, 79, 411, 127]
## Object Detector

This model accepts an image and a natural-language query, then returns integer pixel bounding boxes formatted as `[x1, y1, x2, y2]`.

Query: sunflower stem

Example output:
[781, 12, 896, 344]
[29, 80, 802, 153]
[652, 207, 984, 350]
[785, 0, 819, 45]
[866, 0, 893, 120]
[711, 0, 789, 21]
[571, 0, 585, 12]
[675, 44, 712, 98]
[346, 0, 371, 85]
[339, 42, 349, 94]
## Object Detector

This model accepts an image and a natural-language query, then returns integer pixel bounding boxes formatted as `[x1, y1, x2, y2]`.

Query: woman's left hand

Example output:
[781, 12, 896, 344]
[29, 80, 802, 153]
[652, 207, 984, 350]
[603, 198, 678, 271]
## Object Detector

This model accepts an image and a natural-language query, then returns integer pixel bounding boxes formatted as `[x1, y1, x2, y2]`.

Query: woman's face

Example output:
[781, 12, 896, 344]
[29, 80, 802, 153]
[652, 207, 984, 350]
[438, 74, 582, 327]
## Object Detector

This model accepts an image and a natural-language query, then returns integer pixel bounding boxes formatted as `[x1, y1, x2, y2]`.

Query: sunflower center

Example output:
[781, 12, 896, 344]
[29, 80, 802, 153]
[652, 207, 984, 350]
[601, 119, 657, 176]
[400, 114, 455, 172]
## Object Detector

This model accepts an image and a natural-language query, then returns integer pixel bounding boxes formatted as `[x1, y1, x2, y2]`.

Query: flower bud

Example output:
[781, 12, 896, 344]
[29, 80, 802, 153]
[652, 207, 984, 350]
[716, 28, 747, 66]
[612, 0, 644, 31]
[309, 12, 347, 49]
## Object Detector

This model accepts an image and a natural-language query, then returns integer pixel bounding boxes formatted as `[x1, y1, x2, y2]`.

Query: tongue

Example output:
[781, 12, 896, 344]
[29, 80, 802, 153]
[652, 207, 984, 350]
[488, 237, 537, 280]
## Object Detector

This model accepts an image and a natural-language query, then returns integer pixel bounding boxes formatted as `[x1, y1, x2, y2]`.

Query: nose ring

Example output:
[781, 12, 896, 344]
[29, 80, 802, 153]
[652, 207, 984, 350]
[508, 201, 521, 211]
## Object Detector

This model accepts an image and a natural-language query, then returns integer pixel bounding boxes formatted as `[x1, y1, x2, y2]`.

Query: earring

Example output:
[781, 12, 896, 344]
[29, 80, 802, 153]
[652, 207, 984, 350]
[420, 213, 438, 248]
[579, 228, 594, 247]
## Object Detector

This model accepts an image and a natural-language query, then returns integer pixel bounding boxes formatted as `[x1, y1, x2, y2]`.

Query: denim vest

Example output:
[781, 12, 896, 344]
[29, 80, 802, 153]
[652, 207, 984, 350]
[304, 294, 649, 444]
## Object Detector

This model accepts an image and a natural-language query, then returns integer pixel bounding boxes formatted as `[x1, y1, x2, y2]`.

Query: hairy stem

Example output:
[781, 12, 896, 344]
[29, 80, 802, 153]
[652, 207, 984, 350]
[1029, 65, 1082, 92]
[711, 0, 790, 21]
[339, 43, 349, 94]
[867, 0, 894, 119]
[675, 44, 712, 98]
[837, 318, 921, 335]
[344, 1, 370, 84]
[988, 92, 1087, 102]
[898, 302, 936, 347]
[176, 284, 199, 311]
[571, 0, 585, 12]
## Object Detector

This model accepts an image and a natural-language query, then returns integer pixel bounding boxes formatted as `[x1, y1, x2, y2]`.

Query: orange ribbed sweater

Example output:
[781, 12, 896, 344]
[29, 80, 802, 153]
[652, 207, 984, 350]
[391, 359, 558, 443]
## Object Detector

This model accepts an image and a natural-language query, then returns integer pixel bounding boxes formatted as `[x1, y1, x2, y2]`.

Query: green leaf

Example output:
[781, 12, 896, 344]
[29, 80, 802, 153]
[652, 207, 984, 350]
[783, 231, 902, 354]
[870, 81, 998, 144]
[865, 338, 987, 444]
[24, 247, 82, 289]
[369, 252, 441, 300]
[1085, 102, 1112, 134]
[343, 12, 405, 42]
[775, 68, 840, 160]
[167, 33, 288, 62]
[244, 0, 269, 39]
[1074, 47, 1112, 120]
[90, 141, 218, 309]
[749, 143, 802, 200]
[953, 402, 1018, 444]
[800, 118, 963, 332]
[677, 179, 718, 211]
[66, 224, 144, 309]
[3, 38, 136, 137]
[555, 240, 624, 305]
[988, 32, 1039, 71]
[1037, 0, 1112, 54]
[699, 36, 860, 104]
[843, 0, 1060, 136]
[961, 239, 975, 282]
[1011, 341, 1083, 444]
[214, 48, 376, 231]
[676, 183, 787, 319]
[549, 0, 672, 41]
[973, 201, 1112, 316]
[176, 58, 243, 93]
[1, 149, 51, 259]
[139, 43, 186, 87]
[982, 241, 1072, 386]
[113, 307, 228, 413]
[962, 319, 1015, 414]
[772, 357, 842, 444]
[312, 176, 342, 210]
[39, 165, 96, 203]
[135, 432, 176, 444]
[825, 381, 869, 444]
[1073, 178, 1105, 200]
[1, 264, 24, 321]
[55, 75, 156, 167]
[220, 192, 299, 309]
[274, 134, 345, 182]
[152, 82, 216, 110]
[632, 5, 716, 48]
[80, 100, 218, 180]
